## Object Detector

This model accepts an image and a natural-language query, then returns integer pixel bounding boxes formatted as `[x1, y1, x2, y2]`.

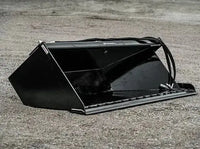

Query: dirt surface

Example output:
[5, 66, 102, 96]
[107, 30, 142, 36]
[0, 0, 200, 148]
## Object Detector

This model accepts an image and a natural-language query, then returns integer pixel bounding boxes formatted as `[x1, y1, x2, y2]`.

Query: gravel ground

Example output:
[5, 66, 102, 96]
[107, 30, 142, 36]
[0, 0, 200, 148]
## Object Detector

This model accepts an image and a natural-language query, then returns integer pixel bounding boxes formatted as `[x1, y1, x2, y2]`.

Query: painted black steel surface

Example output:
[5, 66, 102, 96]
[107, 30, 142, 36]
[9, 38, 197, 114]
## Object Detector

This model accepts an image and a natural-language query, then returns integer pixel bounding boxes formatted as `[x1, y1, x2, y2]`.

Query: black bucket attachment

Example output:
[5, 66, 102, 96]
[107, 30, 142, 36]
[9, 37, 197, 114]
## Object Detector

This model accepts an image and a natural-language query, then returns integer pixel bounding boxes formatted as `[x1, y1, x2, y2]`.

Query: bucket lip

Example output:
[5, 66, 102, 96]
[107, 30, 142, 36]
[83, 89, 197, 115]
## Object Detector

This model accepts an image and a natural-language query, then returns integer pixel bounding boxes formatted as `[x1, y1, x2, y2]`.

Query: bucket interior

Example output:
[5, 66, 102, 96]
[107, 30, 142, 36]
[48, 45, 171, 106]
